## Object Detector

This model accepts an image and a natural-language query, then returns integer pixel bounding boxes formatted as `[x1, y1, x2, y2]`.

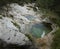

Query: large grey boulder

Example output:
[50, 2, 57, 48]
[0, 17, 29, 45]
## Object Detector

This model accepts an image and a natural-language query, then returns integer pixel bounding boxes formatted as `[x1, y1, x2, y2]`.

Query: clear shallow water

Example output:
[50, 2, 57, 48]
[30, 23, 52, 38]
[24, 15, 52, 38]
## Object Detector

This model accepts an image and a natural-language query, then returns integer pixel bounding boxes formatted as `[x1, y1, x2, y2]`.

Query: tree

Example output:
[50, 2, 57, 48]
[35, 0, 54, 9]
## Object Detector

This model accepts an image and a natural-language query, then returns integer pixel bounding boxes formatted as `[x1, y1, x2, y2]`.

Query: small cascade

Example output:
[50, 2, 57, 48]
[41, 31, 45, 38]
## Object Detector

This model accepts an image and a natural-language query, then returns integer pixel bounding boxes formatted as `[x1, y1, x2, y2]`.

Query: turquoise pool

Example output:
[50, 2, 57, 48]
[30, 23, 52, 38]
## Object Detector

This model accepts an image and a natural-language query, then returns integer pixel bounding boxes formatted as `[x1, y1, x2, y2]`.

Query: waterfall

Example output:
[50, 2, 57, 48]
[41, 31, 45, 38]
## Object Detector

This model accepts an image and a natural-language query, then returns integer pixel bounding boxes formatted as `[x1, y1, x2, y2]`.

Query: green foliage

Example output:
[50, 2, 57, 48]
[0, 0, 13, 7]
[51, 28, 60, 49]
[11, 21, 20, 31]
[0, 15, 3, 19]
[33, 7, 37, 11]
[0, 0, 60, 14]
[51, 18, 60, 26]
[25, 34, 33, 42]
[35, 0, 60, 16]
[35, 0, 54, 9]
[0, 0, 32, 8]
[0, 17, 2, 19]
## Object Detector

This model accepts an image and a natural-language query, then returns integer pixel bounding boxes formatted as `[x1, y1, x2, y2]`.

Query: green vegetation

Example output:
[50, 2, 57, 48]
[35, 0, 60, 15]
[0, 15, 3, 19]
[35, 0, 54, 9]
[0, 0, 60, 16]
[25, 34, 34, 42]
[0, 17, 2, 19]
[51, 28, 60, 49]
[11, 21, 21, 31]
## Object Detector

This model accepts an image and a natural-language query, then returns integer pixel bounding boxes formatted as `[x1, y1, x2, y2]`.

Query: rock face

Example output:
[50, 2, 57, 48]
[0, 3, 52, 49]
[0, 17, 29, 45]
[0, 3, 41, 49]
[0, 39, 36, 49]
[7, 3, 41, 34]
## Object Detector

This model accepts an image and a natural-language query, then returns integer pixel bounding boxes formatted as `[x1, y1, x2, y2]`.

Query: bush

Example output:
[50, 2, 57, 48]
[51, 28, 60, 49]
